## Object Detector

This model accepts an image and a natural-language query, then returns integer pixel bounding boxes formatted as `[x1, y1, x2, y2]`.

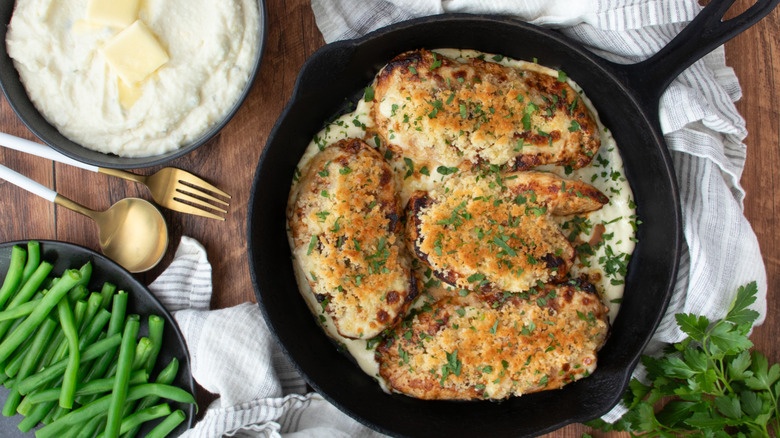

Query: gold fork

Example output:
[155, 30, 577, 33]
[99, 167, 230, 220]
[0, 132, 231, 220]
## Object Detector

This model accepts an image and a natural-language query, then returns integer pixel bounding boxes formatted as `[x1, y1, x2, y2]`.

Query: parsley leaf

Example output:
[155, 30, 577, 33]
[586, 282, 778, 437]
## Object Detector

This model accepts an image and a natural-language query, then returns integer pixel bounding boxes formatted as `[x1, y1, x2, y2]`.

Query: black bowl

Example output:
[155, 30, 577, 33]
[0, 240, 196, 436]
[0, 1, 267, 169]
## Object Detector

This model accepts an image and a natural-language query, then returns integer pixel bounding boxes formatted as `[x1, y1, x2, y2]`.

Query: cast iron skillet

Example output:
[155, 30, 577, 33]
[248, 1, 777, 436]
[0, 240, 195, 436]
[0, 0, 267, 169]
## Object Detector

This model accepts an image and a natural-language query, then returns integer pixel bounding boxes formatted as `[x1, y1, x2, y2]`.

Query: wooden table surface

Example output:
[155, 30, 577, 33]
[0, 1, 777, 436]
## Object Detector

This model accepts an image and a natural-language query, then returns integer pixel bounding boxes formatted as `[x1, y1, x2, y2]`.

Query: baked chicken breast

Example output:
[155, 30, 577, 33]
[372, 49, 601, 170]
[406, 171, 608, 294]
[376, 280, 610, 400]
[289, 138, 418, 339]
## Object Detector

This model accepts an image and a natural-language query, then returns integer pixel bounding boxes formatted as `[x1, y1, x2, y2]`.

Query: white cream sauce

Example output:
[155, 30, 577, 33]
[287, 49, 637, 385]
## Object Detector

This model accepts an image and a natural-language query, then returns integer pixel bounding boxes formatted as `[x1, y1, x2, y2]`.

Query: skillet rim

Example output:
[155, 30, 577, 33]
[248, 13, 681, 437]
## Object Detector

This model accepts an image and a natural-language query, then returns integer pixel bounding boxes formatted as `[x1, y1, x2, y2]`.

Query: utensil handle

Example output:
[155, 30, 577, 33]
[610, 0, 779, 102]
[0, 162, 57, 202]
[0, 132, 100, 172]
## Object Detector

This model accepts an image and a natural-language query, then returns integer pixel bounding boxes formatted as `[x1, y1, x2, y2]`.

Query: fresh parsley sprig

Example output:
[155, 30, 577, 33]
[587, 282, 779, 437]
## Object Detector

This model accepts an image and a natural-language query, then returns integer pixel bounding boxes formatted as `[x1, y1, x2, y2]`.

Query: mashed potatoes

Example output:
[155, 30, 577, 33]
[6, 0, 260, 157]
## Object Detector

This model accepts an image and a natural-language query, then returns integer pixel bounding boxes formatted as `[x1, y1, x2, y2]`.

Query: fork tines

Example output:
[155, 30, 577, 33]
[172, 174, 231, 221]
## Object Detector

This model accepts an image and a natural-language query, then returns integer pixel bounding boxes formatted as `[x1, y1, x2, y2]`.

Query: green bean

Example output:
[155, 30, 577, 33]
[146, 409, 186, 438]
[1, 317, 57, 416]
[38, 326, 66, 371]
[87, 292, 127, 380]
[36, 383, 196, 438]
[17, 333, 121, 395]
[132, 337, 152, 371]
[0, 245, 26, 309]
[81, 309, 111, 350]
[123, 358, 179, 438]
[4, 332, 36, 378]
[20, 241, 40, 286]
[73, 262, 92, 291]
[0, 261, 54, 347]
[154, 358, 179, 384]
[33, 377, 66, 423]
[106, 314, 140, 437]
[76, 415, 105, 438]
[0, 297, 40, 322]
[0, 268, 78, 364]
[80, 293, 103, 333]
[9, 316, 55, 382]
[15, 373, 62, 416]
[60, 425, 82, 438]
[17, 399, 56, 432]
[116, 338, 159, 432]
[58, 297, 81, 409]
[106, 336, 153, 379]
[96, 403, 171, 438]
[67, 285, 89, 304]
[145, 315, 165, 374]
[15, 384, 37, 415]
[99, 282, 117, 310]
[43, 403, 62, 424]
[26, 370, 149, 404]
[77, 292, 127, 406]
[51, 299, 87, 363]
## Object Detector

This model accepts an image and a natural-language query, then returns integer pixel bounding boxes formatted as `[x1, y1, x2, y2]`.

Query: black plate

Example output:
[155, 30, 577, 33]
[0, 240, 195, 436]
[0, 0, 267, 169]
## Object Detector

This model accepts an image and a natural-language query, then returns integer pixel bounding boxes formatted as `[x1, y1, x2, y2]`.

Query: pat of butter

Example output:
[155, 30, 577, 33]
[102, 20, 169, 85]
[85, 0, 140, 28]
[117, 78, 143, 109]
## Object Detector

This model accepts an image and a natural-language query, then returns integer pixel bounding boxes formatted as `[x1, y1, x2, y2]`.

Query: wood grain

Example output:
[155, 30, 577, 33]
[0, 0, 776, 437]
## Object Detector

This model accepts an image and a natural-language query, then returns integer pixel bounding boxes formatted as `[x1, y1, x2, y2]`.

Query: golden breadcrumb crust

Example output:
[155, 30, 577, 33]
[290, 138, 418, 339]
[406, 171, 608, 293]
[373, 49, 601, 170]
[376, 280, 609, 400]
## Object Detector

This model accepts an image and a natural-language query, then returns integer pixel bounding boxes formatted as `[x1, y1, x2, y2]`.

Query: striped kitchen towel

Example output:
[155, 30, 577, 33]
[149, 237, 385, 437]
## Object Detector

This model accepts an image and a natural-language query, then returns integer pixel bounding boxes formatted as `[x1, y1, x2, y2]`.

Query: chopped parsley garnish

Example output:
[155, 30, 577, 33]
[427, 99, 443, 118]
[317, 161, 330, 177]
[521, 113, 531, 131]
[467, 273, 485, 283]
[430, 52, 442, 70]
[440, 350, 462, 385]
[492, 236, 517, 257]
[403, 157, 414, 179]
[306, 235, 318, 255]
[436, 166, 459, 176]
[363, 86, 374, 102]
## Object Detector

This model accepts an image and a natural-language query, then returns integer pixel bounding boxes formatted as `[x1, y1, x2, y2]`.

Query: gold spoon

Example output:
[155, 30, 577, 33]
[0, 163, 168, 272]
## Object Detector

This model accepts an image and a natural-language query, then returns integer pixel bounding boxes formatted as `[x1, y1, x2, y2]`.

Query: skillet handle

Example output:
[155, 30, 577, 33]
[609, 0, 779, 103]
